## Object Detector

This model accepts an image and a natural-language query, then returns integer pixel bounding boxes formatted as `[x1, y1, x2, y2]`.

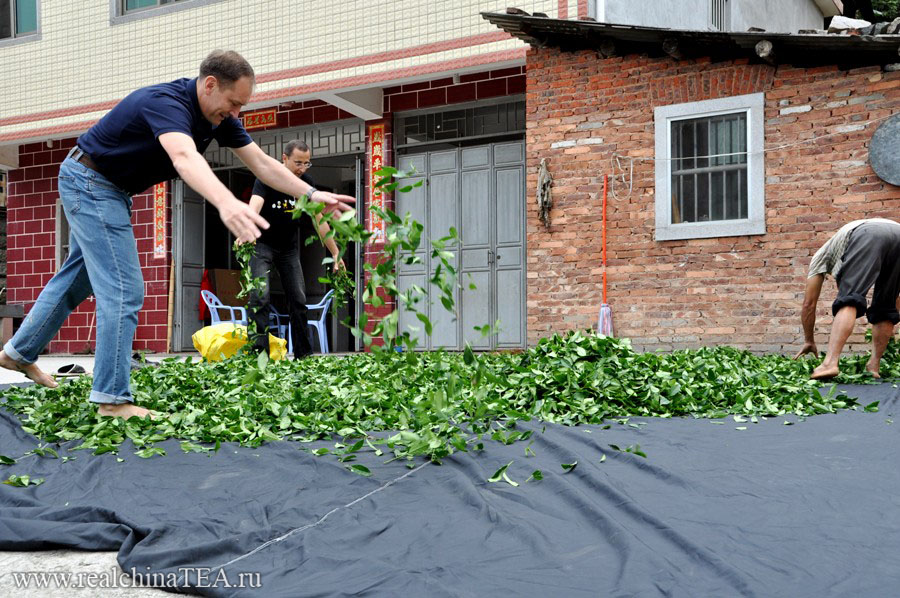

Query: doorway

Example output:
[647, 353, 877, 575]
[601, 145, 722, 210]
[172, 156, 364, 353]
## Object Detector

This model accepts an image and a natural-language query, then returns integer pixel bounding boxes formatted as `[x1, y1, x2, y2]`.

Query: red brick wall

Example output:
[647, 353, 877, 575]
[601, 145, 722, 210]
[526, 49, 900, 353]
[7, 138, 171, 353]
[361, 118, 394, 348]
[382, 66, 525, 112]
[240, 98, 357, 132]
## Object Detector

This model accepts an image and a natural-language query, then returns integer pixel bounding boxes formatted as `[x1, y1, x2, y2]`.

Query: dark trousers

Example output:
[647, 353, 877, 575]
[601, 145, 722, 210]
[833, 221, 900, 325]
[248, 242, 313, 357]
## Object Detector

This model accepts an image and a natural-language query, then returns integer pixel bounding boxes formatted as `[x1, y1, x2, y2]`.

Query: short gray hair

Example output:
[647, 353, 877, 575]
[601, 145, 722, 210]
[199, 50, 255, 88]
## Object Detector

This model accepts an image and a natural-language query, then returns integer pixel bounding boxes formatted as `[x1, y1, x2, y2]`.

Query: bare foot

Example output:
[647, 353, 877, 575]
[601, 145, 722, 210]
[865, 361, 882, 379]
[97, 403, 155, 420]
[811, 363, 840, 380]
[0, 351, 58, 388]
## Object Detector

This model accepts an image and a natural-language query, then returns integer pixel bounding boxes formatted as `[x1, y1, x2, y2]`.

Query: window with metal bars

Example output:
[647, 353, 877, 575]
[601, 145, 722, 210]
[670, 113, 747, 224]
[396, 100, 526, 148]
[0, 0, 37, 40]
[710, 0, 729, 31]
[653, 93, 765, 241]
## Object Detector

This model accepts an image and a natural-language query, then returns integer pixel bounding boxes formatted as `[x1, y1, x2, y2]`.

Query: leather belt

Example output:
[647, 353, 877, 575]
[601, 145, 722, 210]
[71, 147, 100, 173]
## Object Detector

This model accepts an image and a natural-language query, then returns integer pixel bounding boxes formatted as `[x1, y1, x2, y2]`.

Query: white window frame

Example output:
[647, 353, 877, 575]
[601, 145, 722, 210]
[0, 0, 40, 47]
[654, 92, 765, 241]
[110, 0, 223, 25]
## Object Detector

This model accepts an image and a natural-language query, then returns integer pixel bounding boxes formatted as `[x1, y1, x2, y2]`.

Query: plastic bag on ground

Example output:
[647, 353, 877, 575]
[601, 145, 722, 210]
[191, 323, 287, 361]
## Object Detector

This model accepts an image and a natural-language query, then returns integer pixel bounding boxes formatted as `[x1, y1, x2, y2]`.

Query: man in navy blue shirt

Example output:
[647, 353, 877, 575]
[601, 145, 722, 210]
[248, 139, 345, 358]
[0, 50, 355, 419]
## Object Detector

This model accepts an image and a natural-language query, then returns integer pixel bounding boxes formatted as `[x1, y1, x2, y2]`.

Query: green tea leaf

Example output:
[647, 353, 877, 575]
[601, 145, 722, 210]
[526, 470, 543, 482]
[347, 464, 372, 477]
[488, 461, 513, 483]
[3, 474, 43, 487]
[135, 447, 166, 459]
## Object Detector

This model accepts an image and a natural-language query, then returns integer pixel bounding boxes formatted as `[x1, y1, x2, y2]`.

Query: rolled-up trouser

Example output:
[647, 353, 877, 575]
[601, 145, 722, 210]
[833, 220, 900, 325]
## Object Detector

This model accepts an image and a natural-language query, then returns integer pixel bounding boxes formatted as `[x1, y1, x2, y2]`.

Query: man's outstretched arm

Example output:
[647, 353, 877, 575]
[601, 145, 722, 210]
[159, 132, 268, 243]
[795, 273, 825, 358]
[232, 143, 355, 215]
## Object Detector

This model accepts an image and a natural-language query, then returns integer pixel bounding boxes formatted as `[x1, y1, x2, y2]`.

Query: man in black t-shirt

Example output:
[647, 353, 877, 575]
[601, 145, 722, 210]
[248, 140, 344, 357]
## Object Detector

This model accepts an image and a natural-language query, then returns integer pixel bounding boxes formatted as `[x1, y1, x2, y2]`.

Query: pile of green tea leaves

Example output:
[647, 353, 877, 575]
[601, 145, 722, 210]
[1, 330, 895, 466]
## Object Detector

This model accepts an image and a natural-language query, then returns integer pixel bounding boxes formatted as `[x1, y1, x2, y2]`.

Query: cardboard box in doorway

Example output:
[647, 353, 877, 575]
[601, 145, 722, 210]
[210, 269, 246, 307]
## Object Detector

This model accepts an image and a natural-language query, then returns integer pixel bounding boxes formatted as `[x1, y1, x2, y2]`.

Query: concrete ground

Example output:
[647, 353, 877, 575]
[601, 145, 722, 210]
[0, 353, 178, 385]
[0, 353, 193, 596]
[0, 550, 170, 596]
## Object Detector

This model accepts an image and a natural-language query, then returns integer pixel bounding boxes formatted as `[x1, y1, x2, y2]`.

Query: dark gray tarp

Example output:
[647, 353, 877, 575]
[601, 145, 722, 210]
[1, 383, 899, 597]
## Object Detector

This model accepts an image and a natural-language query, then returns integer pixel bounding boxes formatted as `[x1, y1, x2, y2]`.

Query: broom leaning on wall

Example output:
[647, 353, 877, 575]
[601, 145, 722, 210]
[598, 174, 614, 337]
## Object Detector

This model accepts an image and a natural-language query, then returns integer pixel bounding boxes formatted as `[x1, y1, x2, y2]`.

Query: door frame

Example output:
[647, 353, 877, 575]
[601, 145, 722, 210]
[172, 179, 206, 351]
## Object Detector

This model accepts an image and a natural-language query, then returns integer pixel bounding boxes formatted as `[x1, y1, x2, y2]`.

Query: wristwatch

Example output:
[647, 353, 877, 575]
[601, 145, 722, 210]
[306, 187, 319, 200]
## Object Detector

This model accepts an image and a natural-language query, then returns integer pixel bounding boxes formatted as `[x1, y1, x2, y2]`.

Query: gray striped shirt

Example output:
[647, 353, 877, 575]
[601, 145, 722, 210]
[808, 218, 900, 278]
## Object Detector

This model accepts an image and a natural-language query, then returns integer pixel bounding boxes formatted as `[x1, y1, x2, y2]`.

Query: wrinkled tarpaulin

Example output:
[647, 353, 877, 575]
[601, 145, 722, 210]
[1, 383, 899, 597]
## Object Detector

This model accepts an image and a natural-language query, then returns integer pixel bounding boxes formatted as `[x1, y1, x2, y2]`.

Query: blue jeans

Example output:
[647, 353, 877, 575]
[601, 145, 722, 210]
[4, 154, 144, 404]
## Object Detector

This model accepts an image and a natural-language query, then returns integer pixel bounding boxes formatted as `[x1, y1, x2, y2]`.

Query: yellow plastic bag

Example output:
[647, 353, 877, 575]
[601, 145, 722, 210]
[191, 323, 287, 362]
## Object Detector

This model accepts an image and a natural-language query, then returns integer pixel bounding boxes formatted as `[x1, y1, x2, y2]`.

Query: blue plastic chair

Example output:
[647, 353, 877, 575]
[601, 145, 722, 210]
[269, 290, 334, 355]
[306, 290, 334, 354]
[200, 290, 248, 326]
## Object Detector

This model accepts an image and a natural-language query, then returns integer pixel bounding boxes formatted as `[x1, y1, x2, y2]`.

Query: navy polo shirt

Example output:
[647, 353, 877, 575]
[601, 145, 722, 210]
[252, 174, 316, 250]
[77, 77, 252, 195]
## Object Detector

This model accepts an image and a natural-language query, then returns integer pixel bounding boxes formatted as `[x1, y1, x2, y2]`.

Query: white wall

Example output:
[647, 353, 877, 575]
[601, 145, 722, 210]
[732, 0, 824, 32]
[596, 0, 825, 32]
[599, 0, 710, 30]
[1, 0, 568, 145]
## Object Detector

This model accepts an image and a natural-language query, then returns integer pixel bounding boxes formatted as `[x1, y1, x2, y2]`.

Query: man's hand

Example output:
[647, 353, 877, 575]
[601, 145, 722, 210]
[332, 257, 346, 273]
[159, 133, 271, 243]
[218, 197, 269, 244]
[793, 342, 819, 359]
[313, 191, 356, 215]
[231, 144, 356, 214]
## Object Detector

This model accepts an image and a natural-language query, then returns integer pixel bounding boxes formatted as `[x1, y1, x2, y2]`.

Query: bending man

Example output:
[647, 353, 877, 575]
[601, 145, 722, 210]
[795, 218, 900, 379]
[0, 50, 354, 419]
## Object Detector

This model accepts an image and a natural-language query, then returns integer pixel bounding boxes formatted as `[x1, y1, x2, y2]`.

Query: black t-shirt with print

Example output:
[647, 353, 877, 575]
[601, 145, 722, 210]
[251, 173, 315, 249]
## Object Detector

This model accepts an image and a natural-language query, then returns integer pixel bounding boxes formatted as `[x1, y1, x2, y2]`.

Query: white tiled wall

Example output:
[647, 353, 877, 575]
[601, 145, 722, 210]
[2, 0, 563, 142]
